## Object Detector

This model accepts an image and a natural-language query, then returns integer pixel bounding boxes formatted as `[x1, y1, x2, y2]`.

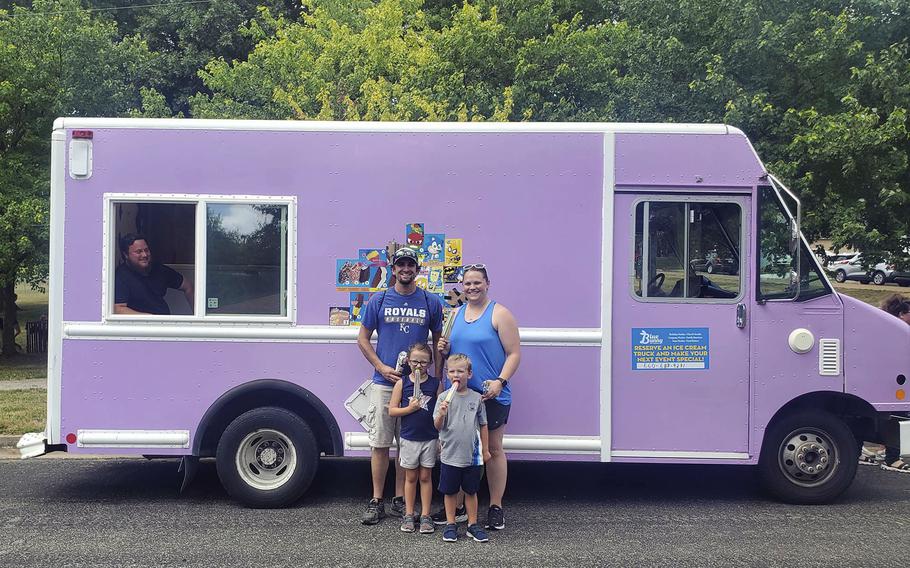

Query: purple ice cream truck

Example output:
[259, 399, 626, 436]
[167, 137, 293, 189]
[17, 118, 910, 507]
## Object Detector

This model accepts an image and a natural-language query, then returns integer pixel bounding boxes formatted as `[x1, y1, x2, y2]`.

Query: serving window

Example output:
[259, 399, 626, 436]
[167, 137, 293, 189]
[106, 195, 295, 321]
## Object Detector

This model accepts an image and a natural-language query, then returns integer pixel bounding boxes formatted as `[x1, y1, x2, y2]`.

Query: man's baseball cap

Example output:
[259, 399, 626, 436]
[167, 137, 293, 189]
[391, 247, 420, 266]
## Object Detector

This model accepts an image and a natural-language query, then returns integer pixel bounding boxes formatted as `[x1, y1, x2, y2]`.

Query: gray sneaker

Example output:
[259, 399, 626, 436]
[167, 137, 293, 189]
[400, 514, 416, 532]
[361, 498, 385, 525]
[390, 495, 406, 517]
[419, 515, 435, 534]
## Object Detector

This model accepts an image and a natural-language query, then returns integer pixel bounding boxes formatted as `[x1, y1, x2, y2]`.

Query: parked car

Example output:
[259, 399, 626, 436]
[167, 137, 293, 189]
[689, 252, 739, 275]
[825, 253, 862, 283]
[884, 268, 910, 287]
[826, 254, 893, 285]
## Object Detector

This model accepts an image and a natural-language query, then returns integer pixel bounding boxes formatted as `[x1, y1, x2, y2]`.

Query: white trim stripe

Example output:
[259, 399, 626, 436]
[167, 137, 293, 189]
[76, 429, 190, 449]
[345, 433, 601, 454]
[47, 131, 67, 445]
[600, 133, 615, 462]
[611, 450, 750, 460]
[62, 323, 601, 345]
[55, 118, 737, 136]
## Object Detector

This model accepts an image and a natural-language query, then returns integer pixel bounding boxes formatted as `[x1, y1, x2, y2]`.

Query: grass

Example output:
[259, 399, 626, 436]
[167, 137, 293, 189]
[831, 281, 901, 308]
[0, 389, 46, 436]
[0, 283, 48, 381]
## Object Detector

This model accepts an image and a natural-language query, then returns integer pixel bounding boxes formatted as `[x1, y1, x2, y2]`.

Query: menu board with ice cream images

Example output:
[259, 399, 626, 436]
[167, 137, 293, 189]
[332, 223, 466, 324]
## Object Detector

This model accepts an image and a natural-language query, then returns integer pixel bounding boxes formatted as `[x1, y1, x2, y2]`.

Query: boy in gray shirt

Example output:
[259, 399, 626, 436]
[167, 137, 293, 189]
[433, 353, 490, 543]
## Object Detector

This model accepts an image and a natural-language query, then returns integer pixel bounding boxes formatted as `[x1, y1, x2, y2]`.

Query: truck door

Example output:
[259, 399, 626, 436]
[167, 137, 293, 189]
[611, 194, 751, 457]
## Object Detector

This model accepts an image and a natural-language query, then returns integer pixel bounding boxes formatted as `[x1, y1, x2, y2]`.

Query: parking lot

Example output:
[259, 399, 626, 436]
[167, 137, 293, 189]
[1, 454, 909, 567]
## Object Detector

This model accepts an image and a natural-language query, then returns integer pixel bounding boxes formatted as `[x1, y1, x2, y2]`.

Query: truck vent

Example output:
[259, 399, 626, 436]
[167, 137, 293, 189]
[818, 339, 841, 376]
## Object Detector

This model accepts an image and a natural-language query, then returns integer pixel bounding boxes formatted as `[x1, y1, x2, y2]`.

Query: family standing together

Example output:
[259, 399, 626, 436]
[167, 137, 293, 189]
[356, 248, 520, 542]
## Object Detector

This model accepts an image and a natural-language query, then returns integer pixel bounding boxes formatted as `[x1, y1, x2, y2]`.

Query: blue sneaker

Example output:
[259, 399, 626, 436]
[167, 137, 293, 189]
[443, 523, 458, 542]
[467, 523, 489, 542]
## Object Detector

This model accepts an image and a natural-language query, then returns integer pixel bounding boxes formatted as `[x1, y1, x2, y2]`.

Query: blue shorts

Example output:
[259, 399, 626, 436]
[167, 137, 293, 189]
[438, 463, 483, 496]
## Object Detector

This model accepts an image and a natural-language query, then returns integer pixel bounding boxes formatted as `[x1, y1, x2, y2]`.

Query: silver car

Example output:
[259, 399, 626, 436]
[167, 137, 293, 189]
[827, 254, 892, 285]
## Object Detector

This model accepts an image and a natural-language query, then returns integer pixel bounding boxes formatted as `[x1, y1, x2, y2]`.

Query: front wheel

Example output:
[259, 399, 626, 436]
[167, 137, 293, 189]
[216, 407, 319, 508]
[834, 270, 847, 283]
[758, 411, 857, 504]
[873, 271, 886, 285]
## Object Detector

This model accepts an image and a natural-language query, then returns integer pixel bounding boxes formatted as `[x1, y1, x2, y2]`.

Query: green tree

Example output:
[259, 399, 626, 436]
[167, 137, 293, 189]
[0, 0, 153, 355]
[92, 0, 302, 117]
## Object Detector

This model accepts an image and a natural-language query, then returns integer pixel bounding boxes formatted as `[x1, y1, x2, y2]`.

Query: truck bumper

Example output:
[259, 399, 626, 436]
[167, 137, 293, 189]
[16, 432, 47, 459]
[881, 415, 910, 459]
[900, 418, 910, 459]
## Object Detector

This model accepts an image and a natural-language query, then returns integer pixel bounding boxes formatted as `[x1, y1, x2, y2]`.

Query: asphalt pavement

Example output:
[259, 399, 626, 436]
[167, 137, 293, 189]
[1, 455, 908, 567]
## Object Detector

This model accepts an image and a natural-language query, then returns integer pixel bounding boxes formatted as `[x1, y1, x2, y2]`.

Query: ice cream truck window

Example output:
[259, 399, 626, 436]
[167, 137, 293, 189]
[109, 198, 292, 319]
[112, 201, 196, 315]
[205, 203, 288, 316]
[633, 199, 742, 302]
[757, 185, 830, 302]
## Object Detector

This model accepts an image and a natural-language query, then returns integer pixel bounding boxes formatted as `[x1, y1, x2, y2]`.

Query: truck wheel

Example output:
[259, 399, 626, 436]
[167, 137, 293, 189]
[758, 411, 857, 504]
[216, 407, 318, 508]
[834, 270, 846, 283]
[872, 271, 886, 285]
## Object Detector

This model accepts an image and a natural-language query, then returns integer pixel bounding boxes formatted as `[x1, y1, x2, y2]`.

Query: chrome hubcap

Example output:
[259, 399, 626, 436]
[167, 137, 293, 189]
[778, 428, 837, 487]
[235, 428, 297, 491]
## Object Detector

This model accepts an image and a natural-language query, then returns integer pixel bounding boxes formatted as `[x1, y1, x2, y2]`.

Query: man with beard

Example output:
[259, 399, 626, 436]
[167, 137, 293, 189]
[357, 246, 444, 525]
[114, 233, 194, 315]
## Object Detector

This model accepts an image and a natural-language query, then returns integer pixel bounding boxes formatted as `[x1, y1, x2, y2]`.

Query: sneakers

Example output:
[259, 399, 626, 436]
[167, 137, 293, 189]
[486, 505, 505, 530]
[389, 496, 406, 518]
[400, 514, 416, 532]
[361, 498, 386, 525]
[419, 515, 435, 534]
[467, 523, 489, 542]
[431, 505, 468, 525]
[443, 523, 458, 542]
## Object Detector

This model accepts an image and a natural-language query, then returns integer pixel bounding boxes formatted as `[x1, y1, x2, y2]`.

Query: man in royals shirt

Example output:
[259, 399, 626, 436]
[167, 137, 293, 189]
[357, 247, 444, 525]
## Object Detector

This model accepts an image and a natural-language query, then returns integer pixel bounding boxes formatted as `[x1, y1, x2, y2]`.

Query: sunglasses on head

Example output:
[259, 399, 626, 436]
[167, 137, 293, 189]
[463, 263, 486, 271]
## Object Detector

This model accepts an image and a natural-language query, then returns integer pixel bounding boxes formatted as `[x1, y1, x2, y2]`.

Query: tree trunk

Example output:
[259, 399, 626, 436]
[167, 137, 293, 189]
[2, 282, 17, 357]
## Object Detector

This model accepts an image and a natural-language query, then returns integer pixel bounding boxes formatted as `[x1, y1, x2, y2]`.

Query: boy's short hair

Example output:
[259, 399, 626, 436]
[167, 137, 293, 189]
[447, 353, 472, 372]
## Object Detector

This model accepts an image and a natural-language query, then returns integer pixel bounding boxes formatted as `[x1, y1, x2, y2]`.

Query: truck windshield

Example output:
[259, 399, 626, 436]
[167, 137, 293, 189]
[757, 185, 830, 301]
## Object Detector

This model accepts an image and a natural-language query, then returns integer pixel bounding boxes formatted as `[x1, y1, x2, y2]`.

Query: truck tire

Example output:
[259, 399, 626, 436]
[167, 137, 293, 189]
[834, 270, 846, 283]
[216, 406, 319, 508]
[872, 271, 886, 285]
[758, 411, 857, 504]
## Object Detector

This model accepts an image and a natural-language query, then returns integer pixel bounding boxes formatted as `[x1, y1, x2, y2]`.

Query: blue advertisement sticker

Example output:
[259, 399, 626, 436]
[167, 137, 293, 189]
[632, 328, 709, 370]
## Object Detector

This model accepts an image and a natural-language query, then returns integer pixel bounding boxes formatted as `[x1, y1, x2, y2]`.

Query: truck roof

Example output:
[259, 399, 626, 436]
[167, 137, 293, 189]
[54, 117, 744, 136]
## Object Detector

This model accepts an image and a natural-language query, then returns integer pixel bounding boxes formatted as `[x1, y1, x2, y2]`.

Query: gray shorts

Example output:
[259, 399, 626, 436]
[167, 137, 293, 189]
[367, 383, 400, 449]
[399, 438, 438, 469]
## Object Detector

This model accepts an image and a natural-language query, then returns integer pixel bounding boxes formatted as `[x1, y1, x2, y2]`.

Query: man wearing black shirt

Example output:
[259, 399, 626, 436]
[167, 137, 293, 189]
[114, 233, 194, 315]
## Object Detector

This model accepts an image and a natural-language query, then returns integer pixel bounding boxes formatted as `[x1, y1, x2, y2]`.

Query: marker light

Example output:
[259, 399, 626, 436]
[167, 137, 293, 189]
[897, 389, 906, 401]
[72, 130, 93, 139]
[66, 433, 77, 444]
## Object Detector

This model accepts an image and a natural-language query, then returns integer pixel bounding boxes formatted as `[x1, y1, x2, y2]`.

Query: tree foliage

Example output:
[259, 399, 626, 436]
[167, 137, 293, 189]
[0, 0, 152, 354]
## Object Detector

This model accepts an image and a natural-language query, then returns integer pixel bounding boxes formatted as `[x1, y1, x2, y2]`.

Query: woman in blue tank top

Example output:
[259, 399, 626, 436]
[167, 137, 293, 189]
[437, 264, 520, 531]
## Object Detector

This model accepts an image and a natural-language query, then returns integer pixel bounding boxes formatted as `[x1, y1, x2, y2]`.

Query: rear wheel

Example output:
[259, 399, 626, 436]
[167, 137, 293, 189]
[216, 407, 319, 508]
[758, 411, 857, 504]
[834, 270, 847, 283]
